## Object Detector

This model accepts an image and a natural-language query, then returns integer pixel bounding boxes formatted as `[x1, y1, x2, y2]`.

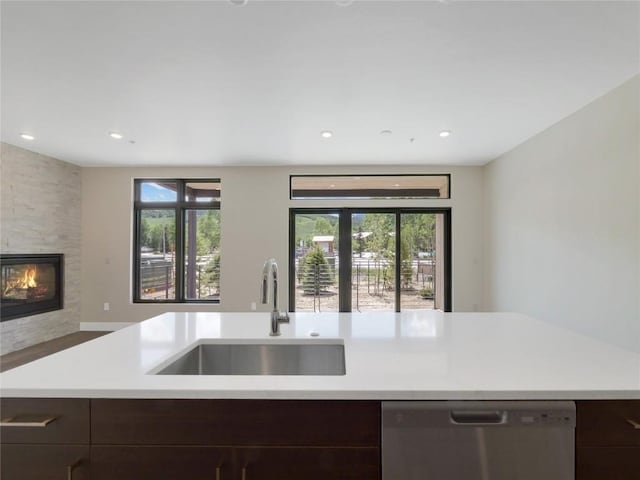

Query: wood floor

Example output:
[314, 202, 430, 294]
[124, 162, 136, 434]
[0, 331, 110, 372]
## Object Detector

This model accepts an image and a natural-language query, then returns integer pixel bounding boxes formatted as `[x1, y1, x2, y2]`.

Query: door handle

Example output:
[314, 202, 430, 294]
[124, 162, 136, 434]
[67, 459, 82, 480]
[0, 415, 57, 427]
[625, 418, 640, 429]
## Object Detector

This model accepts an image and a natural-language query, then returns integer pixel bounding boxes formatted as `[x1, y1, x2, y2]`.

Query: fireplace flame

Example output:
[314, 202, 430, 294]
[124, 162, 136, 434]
[3, 265, 38, 295]
[21, 267, 38, 288]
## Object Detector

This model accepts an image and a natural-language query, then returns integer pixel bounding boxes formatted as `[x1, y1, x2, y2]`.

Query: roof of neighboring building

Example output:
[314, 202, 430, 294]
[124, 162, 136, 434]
[312, 235, 334, 242]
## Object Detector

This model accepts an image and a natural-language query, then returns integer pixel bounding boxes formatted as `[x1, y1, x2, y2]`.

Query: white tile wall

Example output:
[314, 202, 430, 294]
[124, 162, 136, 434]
[1, 142, 82, 354]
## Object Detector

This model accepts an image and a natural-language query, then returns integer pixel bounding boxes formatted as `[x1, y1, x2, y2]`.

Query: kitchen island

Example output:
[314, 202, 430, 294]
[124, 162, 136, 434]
[1, 311, 639, 479]
[1, 311, 638, 399]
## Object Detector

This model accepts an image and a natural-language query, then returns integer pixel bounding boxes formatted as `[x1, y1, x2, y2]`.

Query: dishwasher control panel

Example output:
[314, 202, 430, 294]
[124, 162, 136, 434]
[518, 410, 574, 425]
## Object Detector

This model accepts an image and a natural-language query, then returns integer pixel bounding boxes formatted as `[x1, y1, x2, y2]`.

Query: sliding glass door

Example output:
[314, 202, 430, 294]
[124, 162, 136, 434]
[290, 208, 451, 312]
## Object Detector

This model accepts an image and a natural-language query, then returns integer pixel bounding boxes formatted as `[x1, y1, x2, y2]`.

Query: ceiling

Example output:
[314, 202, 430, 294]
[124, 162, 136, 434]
[1, 0, 638, 167]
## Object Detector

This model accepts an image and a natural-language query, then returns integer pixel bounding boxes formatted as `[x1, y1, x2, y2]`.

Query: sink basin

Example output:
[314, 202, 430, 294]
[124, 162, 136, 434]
[154, 343, 345, 375]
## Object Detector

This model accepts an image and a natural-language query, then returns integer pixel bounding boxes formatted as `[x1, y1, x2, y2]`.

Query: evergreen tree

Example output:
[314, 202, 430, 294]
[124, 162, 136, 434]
[299, 245, 334, 295]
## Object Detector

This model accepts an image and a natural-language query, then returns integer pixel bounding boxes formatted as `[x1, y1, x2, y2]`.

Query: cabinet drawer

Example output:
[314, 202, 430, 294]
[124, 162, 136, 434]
[0, 444, 89, 480]
[576, 447, 640, 480]
[91, 446, 232, 480]
[92, 399, 380, 446]
[577, 401, 640, 447]
[0, 398, 90, 444]
[237, 446, 380, 480]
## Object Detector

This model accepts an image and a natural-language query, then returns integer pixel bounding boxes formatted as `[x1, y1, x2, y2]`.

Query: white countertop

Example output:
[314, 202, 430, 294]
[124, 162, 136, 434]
[1, 311, 639, 399]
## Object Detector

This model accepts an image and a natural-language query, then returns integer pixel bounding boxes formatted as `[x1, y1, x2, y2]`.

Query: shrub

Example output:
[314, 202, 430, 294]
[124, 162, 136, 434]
[419, 287, 434, 299]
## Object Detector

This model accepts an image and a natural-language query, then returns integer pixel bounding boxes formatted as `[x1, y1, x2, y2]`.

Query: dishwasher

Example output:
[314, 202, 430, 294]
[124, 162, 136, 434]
[382, 401, 575, 480]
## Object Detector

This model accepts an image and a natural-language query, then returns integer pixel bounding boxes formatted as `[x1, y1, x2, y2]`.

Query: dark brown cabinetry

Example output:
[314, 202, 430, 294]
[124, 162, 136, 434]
[576, 400, 640, 480]
[7, 397, 638, 479]
[90, 399, 380, 480]
[0, 398, 90, 480]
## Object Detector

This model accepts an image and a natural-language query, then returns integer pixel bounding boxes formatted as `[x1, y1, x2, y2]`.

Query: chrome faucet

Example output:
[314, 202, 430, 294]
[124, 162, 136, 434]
[260, 258, 290, 336]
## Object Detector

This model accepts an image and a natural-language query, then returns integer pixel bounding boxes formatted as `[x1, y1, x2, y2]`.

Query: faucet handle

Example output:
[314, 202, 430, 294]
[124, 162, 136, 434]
[270, 311, 290, 336]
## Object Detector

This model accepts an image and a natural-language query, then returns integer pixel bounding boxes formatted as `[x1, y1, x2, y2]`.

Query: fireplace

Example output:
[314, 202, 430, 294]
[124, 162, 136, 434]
[1, 254, 63, 321]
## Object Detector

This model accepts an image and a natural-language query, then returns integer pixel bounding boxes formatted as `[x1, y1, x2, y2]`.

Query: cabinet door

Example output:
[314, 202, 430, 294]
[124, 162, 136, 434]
[90, 446, 232, 480]
[0, 444, 89, 480]
[576, 401, 640, 480]
[577, 401, 640, 447]
[576, 447, 640, 480]
[236, 447, 380, 480]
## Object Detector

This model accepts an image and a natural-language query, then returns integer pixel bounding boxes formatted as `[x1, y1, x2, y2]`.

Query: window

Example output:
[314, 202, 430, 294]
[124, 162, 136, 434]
[290, 174, 450, 199]
[289, 208, 451, 312]
[133, 179, 221, 303]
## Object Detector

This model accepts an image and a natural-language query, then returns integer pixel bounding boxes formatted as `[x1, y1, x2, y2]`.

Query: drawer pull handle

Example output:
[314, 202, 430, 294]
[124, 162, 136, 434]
[67, 459, 82, 480]
[626, 418, 640, 429]
[0, 415, 57, 427]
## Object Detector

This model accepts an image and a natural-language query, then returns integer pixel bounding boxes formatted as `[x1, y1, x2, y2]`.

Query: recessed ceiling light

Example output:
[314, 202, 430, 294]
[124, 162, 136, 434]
[439, 130, 451, 138]
[109, 132, 123, 139]
[380, 130, 392, 136]
[321, 130, 333, 139]
[329, 184, 336, 188]
[20, 133, 35, 141]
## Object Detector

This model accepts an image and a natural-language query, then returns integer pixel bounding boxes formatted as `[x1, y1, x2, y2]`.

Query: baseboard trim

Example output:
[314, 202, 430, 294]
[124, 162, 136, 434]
[80, 322, 135, 331]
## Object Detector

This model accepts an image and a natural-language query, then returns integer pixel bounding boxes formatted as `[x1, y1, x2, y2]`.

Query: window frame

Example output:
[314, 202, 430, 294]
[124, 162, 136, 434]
[133, 178, 221, 304]
[289, 207, 452, 313]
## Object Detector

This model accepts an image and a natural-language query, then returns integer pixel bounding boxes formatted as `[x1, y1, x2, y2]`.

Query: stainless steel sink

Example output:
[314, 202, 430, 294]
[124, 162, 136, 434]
[154, 343, 345, 375]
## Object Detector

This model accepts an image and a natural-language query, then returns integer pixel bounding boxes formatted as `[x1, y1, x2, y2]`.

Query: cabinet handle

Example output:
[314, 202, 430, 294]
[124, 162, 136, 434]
[241, 466, 247, 480]
[67, 459, 82, 480]
[215, 466, 222, 480]
[625, 418, 640, 429]
[0, 415, 56, 427]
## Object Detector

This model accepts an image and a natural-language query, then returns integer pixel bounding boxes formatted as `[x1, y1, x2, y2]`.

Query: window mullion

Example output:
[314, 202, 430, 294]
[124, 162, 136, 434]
[394, 212, 401, 313]
[172, 206, 183, 302]
[133, 208, 142, 301]
[288, 210, 296, 312]
[338, 209, 352, 312]
[174, 181, 186, 302]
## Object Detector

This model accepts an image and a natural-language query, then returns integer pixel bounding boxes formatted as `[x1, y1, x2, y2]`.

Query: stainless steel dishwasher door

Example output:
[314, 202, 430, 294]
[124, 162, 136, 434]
[382, 401, 575, 480]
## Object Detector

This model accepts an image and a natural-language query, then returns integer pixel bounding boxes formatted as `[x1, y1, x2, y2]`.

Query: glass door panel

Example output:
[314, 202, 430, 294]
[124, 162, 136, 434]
[292, 213, 340, 312]
[351, 212, 396, 312]
[400, 213, 437, 310]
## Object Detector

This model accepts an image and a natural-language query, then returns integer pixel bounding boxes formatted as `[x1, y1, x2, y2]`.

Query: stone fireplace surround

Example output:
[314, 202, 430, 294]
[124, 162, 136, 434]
[0, 143, 81, 354]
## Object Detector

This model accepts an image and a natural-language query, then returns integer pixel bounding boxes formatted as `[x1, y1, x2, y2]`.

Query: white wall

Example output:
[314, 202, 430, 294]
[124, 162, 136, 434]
[0, 143, 82, 353]
[81, 165, 484, 324]
[484, 75, 640, 351]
